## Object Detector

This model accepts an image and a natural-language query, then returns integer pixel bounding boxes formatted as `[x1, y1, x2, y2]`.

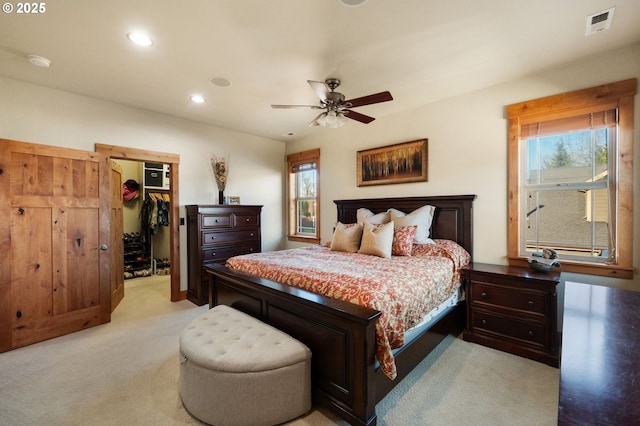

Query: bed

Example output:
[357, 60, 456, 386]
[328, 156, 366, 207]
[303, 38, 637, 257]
[205, 195, 475, 426]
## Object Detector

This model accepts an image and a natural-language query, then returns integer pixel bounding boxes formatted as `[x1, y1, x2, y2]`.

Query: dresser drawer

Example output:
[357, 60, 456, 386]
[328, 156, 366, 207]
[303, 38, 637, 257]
[201, 214, 231, 228]
[469, 282, 547, 315]
[235, 214, 259, 227]
[202, 243, 260, 262]
[202, 229, 259, 245]
[471, 310, 547, 347]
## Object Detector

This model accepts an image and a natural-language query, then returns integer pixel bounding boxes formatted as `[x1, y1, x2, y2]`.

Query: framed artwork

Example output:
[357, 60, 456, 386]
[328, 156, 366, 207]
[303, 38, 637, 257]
[228, 196, 241, 205]
[357, 139, 428, 186]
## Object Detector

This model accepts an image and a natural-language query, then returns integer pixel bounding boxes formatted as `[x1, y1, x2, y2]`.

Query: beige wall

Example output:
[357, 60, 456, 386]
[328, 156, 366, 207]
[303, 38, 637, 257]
[286, 43, 640, 291]
[1, 43, 638, 292]
[0, 77, 286, 292]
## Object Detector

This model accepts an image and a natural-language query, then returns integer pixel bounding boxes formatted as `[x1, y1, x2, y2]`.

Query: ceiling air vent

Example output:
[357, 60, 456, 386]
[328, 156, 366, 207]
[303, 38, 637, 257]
[585, 7, 615, 36]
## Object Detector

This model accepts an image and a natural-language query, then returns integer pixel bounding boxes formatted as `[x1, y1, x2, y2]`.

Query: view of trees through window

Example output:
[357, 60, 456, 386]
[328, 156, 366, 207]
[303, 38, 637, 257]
[523, 128, 612, 261]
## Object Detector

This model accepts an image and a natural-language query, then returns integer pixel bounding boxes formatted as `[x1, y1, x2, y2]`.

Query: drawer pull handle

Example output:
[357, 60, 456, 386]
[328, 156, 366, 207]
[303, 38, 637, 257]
[481, 292, 487, 298]
[528, 331, 534, 337]
[528, 300, 534, 306]
[245, 218, 250, 222]
[250, 233, 254, 237]
[481, 319, 487, 325]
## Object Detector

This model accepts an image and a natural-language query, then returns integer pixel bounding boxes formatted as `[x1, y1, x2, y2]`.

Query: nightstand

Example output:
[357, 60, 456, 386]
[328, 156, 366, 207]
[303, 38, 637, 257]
[462, 263, 559, 367]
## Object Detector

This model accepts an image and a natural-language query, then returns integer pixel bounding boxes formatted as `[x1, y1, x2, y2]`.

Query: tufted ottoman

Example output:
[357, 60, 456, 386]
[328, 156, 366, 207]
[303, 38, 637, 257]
[179, 305, 312, 426]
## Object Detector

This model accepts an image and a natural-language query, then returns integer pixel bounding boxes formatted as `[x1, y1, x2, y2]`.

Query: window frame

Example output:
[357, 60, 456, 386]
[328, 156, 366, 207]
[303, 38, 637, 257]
[287, 148, 321, 244]
[507, 79, 636, 279]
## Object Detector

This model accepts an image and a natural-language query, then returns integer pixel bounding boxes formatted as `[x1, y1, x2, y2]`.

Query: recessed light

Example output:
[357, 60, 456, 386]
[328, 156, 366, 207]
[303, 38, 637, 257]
[209, 77, 232, 87]
[282, 132, 296, 137]
[27, 55, 51, 68]
[190, 94, 206, 104]
[127, 32, 153, 47]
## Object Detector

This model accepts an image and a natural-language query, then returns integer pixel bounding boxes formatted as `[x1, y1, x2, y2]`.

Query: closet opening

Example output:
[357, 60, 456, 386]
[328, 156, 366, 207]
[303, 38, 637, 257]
[95, 144, 182, 303]
[119, 160, 172, 280]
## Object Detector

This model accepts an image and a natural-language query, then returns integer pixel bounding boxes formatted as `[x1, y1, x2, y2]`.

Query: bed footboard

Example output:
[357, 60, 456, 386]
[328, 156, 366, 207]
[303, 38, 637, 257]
[206, 263, 382, 426]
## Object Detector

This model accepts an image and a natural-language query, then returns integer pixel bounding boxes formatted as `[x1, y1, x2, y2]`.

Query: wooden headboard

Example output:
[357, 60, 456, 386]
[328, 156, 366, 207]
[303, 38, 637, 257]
[334, 195, 476, 258]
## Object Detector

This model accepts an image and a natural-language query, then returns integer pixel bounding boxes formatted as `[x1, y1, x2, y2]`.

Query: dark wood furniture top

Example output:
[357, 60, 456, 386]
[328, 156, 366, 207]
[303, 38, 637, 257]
[463, 263, 560, 367]
[186, 204, 262, 305]
[558, 282, 640, 425]
[205, 195, 475, 426]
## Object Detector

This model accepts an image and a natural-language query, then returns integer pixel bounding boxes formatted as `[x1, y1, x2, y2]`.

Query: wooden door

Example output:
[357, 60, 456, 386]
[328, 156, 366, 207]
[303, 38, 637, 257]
[0, 139, 111, 352]
[110, 161, 124, 311]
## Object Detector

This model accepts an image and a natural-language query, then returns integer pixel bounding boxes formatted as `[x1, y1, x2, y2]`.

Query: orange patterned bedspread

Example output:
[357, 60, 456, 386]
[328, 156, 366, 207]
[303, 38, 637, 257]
[225, 240, 470, 379]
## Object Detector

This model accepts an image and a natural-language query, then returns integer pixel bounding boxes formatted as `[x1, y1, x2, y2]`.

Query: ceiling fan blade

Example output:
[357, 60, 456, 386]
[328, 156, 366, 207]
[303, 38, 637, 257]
[343, 109, 375, 124]
[307, 112, 325, 127]
[345, 91, 393, 108]
[307, 80, 329, 102]
[271, 104, 323, 109]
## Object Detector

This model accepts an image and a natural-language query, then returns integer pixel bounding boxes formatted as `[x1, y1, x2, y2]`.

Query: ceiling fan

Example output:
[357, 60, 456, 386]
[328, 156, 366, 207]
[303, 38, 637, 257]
[271, 78, 393, 128]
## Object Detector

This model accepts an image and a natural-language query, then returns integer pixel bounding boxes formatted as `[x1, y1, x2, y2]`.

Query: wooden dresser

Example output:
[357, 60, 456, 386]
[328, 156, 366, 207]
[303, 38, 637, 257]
[186, 204, 262, 305]
[463, 263, 560, 367]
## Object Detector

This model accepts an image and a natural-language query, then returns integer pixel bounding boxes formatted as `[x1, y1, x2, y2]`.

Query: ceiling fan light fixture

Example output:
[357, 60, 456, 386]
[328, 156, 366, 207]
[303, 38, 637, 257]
[319, 110, 347, 128]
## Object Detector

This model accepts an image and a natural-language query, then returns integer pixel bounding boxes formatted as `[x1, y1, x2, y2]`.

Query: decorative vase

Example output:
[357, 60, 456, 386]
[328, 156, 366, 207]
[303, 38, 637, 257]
[218, 190, 224, 205]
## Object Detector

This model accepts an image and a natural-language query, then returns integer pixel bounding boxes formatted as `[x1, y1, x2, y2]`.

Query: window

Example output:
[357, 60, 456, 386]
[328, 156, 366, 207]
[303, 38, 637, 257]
[507, 79, 636, 279]
[287, 149, 320, 243]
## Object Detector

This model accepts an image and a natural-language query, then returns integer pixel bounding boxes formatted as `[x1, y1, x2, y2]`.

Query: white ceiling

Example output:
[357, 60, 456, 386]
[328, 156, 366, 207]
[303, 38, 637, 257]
[1, 0, 639, 142]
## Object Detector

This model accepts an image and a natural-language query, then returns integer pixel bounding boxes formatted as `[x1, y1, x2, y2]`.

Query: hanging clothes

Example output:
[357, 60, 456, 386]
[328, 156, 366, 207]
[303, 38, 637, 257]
[157, 199, 169, 227]
[142, 192, 170, 235]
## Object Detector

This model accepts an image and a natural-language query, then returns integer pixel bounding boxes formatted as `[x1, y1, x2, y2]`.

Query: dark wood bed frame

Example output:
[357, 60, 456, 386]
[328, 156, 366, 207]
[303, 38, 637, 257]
[205, 195, 475, 426]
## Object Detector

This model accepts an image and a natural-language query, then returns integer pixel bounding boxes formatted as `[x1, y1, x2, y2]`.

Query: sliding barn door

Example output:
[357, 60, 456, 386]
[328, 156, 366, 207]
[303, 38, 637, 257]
[0, 139, 111, 352]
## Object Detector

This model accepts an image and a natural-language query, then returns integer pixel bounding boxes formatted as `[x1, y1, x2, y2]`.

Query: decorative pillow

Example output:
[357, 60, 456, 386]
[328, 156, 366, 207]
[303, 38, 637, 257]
[358, 221, 394, 259]
[356, 208, 390, 225]
[330, 222, 363, 253]
[391, 225, 417, 256]
[388, 205, 435, 244]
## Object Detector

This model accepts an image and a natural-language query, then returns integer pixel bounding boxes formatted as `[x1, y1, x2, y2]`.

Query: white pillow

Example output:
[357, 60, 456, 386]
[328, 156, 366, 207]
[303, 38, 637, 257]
[358, 221, 394, 258]
[388, 205, 435, 244]
[330, 222, 363, 253]
[356, 208, 390, 225]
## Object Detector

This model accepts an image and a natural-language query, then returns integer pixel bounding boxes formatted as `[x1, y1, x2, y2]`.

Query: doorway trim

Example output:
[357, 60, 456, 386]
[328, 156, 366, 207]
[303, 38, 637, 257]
[95, 144, 184, 302]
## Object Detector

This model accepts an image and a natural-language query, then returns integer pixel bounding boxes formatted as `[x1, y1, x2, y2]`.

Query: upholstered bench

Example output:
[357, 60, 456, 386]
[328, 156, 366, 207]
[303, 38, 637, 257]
[179, 305, 312, 426]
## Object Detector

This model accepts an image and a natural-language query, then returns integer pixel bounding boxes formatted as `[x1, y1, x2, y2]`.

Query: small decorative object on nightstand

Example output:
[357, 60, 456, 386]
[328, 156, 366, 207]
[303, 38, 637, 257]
[528, 248, 561, 272]
[462, 263, 560, 367]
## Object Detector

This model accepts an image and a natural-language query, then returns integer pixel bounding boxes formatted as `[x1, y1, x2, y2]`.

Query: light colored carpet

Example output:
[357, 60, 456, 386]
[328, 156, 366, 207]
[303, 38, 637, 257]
[0, 275, 559, 425]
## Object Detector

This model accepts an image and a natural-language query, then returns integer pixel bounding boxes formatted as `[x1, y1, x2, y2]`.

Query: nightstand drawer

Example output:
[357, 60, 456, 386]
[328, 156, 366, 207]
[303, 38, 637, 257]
[472, 311, 547, 347]
[470, 282, 547, 315]
[202, 229, 259, 245]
